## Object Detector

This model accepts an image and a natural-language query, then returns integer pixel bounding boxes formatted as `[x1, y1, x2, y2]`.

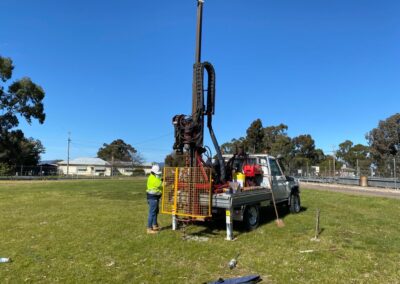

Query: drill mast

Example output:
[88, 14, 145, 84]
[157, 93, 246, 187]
[172, 0, 225, 182]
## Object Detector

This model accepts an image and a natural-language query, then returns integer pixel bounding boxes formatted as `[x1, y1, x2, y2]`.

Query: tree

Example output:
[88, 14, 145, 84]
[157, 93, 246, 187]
[336, 140, 370, 174]
[336, 140, 354, 164]
[262, 124, 294, 173]
[0, 57, 45, 131]
[0, 55, 46, 168]
[351, 144, 371, 175]
[165, 152, 186, 167]
[263, 124, 289, 152]
[0, 163, 12, 175]
[0, 130, 45, 168]
[366, 113, 400, 175]
[291, 134, 320, 175]
[246, 119, 264, 153]
[318, 155, 334, 177]
[97, 139, 143, 165]
[221, 137, 248, 154]
[292, 134, 319, 162]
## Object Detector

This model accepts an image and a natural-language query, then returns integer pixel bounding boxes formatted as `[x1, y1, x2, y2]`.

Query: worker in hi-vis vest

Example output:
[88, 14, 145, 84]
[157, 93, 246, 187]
[146, 164, 163, 234]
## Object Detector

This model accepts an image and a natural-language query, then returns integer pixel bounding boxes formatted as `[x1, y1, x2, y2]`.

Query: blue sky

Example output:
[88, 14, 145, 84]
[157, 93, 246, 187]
[1, 0, 399, 162]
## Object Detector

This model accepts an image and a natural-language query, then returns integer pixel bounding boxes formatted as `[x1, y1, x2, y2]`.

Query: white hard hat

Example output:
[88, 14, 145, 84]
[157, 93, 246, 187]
[151, 164, 162, 175]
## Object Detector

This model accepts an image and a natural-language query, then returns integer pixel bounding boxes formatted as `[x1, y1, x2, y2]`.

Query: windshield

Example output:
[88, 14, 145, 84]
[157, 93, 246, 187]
[269, 159, 282, 176]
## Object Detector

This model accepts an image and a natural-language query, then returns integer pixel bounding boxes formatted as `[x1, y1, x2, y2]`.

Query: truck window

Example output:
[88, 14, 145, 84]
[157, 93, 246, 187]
[269, 159, 282, 176]
[259, 158, 267, 165]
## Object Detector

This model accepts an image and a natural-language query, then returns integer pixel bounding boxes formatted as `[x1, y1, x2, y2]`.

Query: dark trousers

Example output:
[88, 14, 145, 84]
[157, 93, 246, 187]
[147, 197, 160, 228]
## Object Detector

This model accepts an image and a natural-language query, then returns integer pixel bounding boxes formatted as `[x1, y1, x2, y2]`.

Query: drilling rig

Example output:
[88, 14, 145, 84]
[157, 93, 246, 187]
[171, 0, 225, 183]
[162, 0, 228, 223]
[162, 0, 301, 239]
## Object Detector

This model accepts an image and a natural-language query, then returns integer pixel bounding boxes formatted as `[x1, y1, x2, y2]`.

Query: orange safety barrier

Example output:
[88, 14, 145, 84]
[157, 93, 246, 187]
[161, 167, 212, 218]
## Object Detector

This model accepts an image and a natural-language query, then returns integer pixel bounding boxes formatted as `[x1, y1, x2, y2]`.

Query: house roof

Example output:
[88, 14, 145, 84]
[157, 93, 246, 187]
[39, 160, 60, 166]
[58, 157, 110, 166]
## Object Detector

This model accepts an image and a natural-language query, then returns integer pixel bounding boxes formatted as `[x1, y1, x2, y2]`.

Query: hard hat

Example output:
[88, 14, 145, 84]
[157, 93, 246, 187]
[151, 164, 162, 175]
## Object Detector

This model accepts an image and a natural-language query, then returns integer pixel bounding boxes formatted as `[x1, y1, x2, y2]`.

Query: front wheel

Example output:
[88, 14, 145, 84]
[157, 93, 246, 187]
[290, 194, 301, 213]
[244, 205, 260, 231]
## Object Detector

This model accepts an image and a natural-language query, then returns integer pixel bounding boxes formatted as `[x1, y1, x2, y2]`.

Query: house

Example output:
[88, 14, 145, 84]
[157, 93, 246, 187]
[57, 157, 161, 176]
[111, 161, 134, 176]
[340, 164, 356, 177]
[57, 157, 111, 176]
[38, 160, 59, 176]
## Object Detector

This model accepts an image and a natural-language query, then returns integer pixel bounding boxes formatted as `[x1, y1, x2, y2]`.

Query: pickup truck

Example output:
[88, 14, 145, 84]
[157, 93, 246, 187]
[212, 154, 301, 240]
[163, 154, 301, 240]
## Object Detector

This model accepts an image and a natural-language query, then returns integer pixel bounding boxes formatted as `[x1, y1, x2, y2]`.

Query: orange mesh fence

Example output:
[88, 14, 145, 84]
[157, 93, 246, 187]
[162, 167, 212, 218]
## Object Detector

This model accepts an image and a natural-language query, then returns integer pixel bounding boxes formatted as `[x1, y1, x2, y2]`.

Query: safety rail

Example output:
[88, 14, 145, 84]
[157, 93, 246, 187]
[299, 176, 399, 190]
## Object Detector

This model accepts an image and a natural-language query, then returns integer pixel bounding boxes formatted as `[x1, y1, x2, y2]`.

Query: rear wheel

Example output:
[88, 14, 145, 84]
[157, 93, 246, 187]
[244, 205, 260, 230]
[290, 194, 301, 213]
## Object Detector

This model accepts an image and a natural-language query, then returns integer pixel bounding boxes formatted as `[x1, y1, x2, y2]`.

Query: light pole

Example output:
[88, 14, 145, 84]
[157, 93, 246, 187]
[356, 159, 359, 177]
[394, 157, 397, 190]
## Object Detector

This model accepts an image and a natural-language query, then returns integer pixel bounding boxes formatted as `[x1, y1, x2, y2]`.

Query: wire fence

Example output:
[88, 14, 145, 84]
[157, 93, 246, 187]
[288, 159, 399, 180]
[0, 164, 147, 180]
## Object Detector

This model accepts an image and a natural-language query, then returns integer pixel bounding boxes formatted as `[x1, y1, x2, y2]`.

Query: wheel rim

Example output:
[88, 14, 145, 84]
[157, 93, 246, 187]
[248, 207, 258, 226]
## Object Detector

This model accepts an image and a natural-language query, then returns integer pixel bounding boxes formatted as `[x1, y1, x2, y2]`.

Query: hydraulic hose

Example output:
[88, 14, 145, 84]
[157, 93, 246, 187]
[203, 62, 226, 182]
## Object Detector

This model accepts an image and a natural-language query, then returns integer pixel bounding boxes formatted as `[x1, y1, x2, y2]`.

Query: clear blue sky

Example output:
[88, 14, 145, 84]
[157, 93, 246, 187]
[1, 0, 399, 162]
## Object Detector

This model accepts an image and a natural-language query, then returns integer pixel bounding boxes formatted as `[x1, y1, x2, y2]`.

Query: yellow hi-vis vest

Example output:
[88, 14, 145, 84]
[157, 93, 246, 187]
[146, 174, 162, 195]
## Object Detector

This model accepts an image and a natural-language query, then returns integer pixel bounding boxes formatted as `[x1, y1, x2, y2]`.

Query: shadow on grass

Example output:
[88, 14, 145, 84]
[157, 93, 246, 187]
[172, 205, 309, 239]
[258, 205, 308, 226]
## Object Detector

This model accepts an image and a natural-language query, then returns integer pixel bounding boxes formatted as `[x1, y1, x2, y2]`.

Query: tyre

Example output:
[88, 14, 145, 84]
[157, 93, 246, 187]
[244, 205, 260, 230]
[289, 194, 301, 213]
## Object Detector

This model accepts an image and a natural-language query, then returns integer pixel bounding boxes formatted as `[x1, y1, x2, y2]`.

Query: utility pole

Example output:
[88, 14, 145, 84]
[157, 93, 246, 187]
[67, 132, 71, 176]
[356, 159, 359, 177]
[111, 152, 114, 177]
[394, 157, 397, 190]
[332, 146, 336, 179]
[328, 160, 331, 177]
[306, 160, 309, 177]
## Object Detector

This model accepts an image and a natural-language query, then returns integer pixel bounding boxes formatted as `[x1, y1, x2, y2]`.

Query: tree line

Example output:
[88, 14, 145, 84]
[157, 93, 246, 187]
[220, 115, 399, 177]
[166, 114, 400, 178]
[0, 55, 45, 175]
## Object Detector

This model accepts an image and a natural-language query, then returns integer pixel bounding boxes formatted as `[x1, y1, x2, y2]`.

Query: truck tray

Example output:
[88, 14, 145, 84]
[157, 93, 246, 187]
[212, 187, 272, 209]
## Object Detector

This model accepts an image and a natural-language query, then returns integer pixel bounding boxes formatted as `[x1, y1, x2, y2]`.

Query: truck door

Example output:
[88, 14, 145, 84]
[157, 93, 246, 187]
[258, 157, 271, 189]
[268, 158, 288, 201]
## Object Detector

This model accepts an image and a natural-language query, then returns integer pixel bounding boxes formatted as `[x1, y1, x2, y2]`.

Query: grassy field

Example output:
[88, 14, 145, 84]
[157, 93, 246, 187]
[1, 179, 400, 283]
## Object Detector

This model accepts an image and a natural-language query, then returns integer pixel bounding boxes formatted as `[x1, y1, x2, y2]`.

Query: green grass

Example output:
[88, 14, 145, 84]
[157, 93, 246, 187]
[1, 179, 400, 283]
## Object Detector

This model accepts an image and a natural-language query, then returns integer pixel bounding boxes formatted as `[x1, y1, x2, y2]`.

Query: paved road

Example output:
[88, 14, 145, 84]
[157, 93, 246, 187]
[300, 182, 400, 200]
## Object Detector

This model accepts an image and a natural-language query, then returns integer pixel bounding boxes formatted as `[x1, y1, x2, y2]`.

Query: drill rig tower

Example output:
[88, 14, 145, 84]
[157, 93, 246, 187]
[172, 0, 225, 182]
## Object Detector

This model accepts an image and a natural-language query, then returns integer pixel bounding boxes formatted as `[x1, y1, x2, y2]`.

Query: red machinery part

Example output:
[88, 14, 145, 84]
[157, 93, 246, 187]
[242, 164, 263, 177]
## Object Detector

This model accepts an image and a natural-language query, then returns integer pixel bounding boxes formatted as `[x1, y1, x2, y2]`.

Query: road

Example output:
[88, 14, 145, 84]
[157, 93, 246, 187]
[300, 182, 400, 200]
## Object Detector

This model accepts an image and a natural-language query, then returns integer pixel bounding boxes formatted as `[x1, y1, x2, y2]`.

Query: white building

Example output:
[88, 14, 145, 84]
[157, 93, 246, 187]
[58, 157, 111, 176]
[112, 161, 134, 176]
[143, 162, 155, 175]
[57, 157, 159, 176]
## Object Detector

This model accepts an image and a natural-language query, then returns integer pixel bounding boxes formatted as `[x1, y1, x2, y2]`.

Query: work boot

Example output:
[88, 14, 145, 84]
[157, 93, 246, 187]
[147, 228, 158, 234]
[152, 225, 161, 231]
